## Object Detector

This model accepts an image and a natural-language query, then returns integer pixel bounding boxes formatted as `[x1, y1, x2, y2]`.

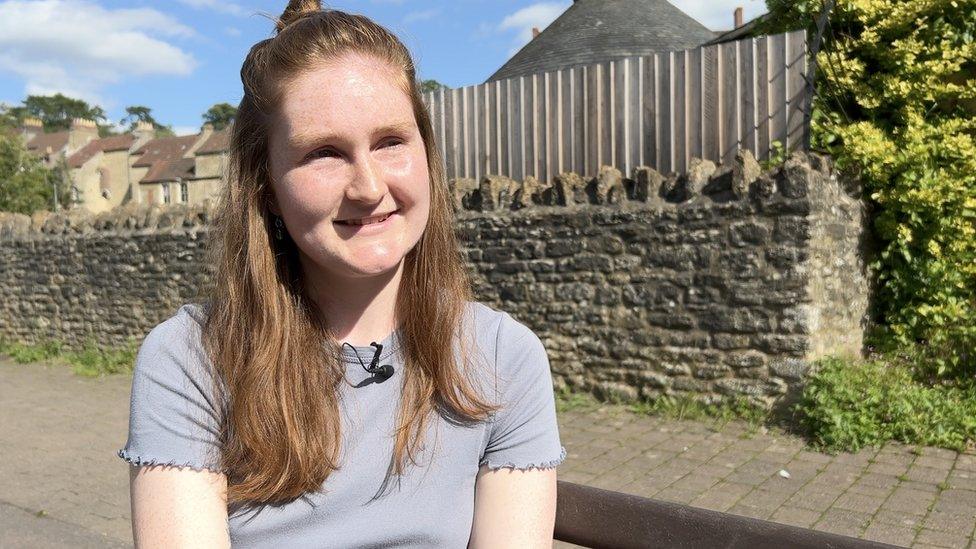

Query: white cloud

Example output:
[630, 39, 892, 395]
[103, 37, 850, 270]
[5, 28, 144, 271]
[0, 0, 197, 104]
[403, 9, 438, 24]
[172, 125, 200, 136]
[224, 26, 242, 36]
[671, 0, 767, 31]
[176, 0, 247, 17]
[497, 2, 570, 56]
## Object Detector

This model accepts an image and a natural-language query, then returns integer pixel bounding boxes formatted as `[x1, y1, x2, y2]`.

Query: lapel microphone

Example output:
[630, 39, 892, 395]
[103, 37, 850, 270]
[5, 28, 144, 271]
[342, 341, 395, 380]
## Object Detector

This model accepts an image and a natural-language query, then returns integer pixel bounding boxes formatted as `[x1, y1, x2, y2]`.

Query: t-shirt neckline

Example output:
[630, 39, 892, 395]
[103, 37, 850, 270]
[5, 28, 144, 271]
[338, 329, 401, 365]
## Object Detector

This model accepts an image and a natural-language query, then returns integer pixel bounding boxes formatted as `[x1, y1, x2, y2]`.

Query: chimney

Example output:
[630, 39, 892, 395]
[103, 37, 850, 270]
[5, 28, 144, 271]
[532, 27, 540, 39]
[68, 118, 98, 151]
[21, 117, 43, 143]
[131, 120, 156, 148]
[191, 123, 215, 157]
[734, 7, 744, 29]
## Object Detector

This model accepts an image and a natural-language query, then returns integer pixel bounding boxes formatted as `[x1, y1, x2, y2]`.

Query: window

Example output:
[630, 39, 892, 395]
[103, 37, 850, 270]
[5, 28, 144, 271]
[162, 183, 171, 204]
[180, 181, 189, 203]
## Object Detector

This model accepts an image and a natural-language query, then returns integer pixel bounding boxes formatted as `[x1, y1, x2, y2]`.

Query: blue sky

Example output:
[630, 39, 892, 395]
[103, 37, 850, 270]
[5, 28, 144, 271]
[0, 0, 768, 135]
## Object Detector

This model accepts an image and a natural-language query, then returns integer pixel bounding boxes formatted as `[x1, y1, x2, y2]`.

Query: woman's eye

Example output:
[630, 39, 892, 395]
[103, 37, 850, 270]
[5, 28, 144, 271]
[381, 138, 404, 149]
[307, 148, 338, 161]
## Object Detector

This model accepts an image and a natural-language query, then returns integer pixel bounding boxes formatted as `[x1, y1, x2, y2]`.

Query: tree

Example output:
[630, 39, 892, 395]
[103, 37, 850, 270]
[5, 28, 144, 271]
[121, 105, 175, 137]
[0, 131, 64, 214]
[420, 79, 447, 94]
[8, 94, 108, 132]
[203, 103, 237, 130]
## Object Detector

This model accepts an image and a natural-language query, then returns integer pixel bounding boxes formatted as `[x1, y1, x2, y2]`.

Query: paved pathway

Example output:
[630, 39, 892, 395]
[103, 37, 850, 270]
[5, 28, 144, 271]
[2, 358, 975, 548]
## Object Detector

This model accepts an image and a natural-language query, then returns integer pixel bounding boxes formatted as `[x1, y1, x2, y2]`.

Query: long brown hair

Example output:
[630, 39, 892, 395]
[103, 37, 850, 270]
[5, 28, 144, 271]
[203, 0, 500, 506]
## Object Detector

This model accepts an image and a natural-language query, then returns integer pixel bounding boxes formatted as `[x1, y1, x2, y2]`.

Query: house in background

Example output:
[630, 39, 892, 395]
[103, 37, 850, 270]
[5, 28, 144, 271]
[129, 129, 210, 207]
[22, 117, 100, 169]
[487, 0, 720, 83]
[190, 126, 230, 205]
[66, 122, 156, 214]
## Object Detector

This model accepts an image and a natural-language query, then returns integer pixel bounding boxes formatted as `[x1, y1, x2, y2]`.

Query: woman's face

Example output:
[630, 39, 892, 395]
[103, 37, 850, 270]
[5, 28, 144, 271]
[267, 52, 431, 283]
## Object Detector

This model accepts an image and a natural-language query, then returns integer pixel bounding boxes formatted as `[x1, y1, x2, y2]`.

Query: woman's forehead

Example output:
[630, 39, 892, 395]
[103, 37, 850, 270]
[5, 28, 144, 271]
[275, 54, 416, 137]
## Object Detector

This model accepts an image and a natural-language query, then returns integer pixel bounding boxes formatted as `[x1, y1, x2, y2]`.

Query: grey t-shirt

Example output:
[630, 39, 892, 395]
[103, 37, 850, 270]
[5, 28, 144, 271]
[119, 300, 566, 547]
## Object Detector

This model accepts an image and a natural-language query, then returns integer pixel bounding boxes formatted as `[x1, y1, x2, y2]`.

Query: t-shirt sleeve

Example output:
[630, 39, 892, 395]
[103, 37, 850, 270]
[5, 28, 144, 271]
[118, 308, 225, 473]
[479, 314, 567, 471]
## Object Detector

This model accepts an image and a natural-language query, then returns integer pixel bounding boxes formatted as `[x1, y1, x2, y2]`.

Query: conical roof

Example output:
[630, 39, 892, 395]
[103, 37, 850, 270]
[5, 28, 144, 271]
[487, 0, 717, 82]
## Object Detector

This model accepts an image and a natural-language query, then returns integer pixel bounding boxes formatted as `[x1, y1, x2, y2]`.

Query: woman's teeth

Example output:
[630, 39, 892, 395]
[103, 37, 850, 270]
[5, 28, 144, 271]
[339, 212, 393, 226]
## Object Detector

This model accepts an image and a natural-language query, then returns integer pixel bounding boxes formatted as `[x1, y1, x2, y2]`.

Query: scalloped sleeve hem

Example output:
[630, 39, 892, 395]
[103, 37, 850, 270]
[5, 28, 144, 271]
[478, 446, 567, 472]
[117, 447, 226, 475]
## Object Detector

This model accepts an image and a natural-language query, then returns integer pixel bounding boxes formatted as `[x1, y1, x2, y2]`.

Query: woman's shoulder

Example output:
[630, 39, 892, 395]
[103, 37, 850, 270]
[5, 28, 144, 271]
[463, 301, 544, 357]
[135, 303, 214, 379]
[144, 302, 209, 342]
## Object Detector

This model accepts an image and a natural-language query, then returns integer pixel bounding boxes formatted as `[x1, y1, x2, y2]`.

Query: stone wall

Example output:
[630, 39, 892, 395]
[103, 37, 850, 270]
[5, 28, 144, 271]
[0, 151, 869, 404]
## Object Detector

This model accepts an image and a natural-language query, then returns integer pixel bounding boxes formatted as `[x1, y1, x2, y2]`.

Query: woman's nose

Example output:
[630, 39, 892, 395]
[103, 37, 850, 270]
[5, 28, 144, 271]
[345, 156, 388, 204]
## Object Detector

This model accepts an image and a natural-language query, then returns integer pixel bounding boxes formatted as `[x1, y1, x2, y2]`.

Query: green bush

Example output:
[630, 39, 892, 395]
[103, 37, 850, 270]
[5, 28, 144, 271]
[797, 356, 976, 452]
[763, 0, 976, 378]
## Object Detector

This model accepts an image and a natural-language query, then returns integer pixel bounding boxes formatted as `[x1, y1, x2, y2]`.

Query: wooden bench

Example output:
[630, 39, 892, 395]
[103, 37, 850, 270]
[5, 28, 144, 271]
[554, 481, 899, 548]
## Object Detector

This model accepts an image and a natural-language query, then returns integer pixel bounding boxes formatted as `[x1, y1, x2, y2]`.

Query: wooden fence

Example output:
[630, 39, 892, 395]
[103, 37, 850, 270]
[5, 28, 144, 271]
[422, 29, 810, 183]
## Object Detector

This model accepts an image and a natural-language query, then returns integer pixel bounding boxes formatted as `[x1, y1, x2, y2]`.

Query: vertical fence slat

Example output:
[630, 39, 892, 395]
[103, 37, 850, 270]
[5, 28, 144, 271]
[444, 88, 456, 179]
[459, 86, 470, 179]
[769, 32, 788, 159]
[536, 73, 547, 182]
[702, 45, 720, 165]
[511, 77, 524, 182]
[499, 79, 510, 178]
[740, 38, 757, 156]
[544, 71, 556, 183]
[756, 36, 770, 161]
[572, 67, 585, 175]
[627, 57, 641, 174]
[674, 50, 687, 174]
[600, 61, 613, 172]
[721, 41, 740, 165]
[525, 74, 537, 180]
[559, 68, 573, 176]
[477, 84, 487, 180]
[643, 55, 657, 170]
[658, 52, 673, 174]
[585, 64, 597, 176]
[688, 46, 703, 163]
[613, 59, 628, 173]
[786, 29, 808, 152]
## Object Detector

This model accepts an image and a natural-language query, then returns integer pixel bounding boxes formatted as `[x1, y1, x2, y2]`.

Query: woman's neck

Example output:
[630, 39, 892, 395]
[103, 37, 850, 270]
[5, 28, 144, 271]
[301, 258, 403, 347]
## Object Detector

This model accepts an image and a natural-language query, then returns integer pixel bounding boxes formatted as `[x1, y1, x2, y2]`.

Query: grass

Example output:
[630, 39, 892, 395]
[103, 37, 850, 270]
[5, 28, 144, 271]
[0, 338, 138, 377]
[555, 385, 772, 433]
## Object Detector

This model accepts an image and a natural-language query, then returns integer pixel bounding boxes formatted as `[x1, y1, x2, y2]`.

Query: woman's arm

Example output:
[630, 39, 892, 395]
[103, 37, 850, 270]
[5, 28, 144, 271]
[129, 465, 231, 548]
[468, 465, 557, 548]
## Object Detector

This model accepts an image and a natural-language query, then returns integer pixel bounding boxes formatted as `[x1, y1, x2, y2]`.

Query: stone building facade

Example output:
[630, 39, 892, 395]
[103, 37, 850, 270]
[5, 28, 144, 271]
[0, 151, 870, 405]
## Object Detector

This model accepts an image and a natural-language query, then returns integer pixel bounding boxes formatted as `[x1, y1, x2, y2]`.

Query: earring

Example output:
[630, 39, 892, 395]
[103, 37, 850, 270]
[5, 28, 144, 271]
[274, 216, 285, 241]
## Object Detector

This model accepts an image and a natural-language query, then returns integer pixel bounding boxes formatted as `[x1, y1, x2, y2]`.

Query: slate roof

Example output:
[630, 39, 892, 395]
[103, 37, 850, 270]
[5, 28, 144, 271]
[196, 128, 230, 155]
[26, 131, 70, 155]
[67, 134, 136, 168]
[142, 157, 196, 183]
[487, 0, 718, 82]
[132, 135, 200, 183]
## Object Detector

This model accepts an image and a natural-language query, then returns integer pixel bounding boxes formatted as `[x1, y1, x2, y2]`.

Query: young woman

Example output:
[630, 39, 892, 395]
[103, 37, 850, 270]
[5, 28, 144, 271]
[118, 1, 566, 547]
